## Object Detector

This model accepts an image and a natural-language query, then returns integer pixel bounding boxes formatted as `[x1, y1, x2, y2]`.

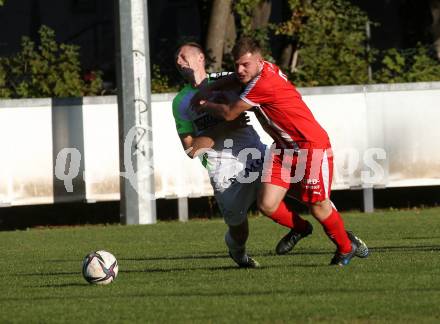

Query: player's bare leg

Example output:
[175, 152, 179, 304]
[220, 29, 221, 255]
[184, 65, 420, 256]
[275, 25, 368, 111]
[257, 183, 287, 216]
[257, 183, 313, 254]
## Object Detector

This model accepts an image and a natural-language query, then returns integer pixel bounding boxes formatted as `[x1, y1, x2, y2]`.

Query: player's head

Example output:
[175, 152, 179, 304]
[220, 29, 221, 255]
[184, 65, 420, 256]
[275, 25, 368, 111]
[175, 42, 206, 81]
[232, 37, 264, 84]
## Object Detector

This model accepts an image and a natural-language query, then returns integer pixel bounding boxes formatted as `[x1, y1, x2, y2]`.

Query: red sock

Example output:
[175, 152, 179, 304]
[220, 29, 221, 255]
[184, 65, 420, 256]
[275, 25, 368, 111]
[320, 208, 352, 254]
[269, 200, 308, 231]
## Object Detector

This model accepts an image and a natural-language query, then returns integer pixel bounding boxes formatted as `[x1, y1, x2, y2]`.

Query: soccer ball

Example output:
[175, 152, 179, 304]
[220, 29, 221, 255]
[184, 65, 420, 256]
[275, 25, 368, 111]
[82, 250, 118, 285]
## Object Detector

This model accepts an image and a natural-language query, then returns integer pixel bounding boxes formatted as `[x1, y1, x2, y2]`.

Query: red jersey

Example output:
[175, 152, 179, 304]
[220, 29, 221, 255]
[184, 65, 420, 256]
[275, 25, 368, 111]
[240, 61, 330, 150]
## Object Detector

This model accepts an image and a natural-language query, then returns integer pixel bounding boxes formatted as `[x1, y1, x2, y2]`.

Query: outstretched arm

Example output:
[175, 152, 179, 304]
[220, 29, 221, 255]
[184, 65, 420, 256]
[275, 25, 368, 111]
[197, 98, 253, 121]
[190, 73, 241, 106]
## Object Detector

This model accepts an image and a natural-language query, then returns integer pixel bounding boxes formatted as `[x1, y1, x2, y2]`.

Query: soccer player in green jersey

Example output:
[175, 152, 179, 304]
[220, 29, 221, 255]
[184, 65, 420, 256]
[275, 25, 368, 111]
[173, 42, 266, 268]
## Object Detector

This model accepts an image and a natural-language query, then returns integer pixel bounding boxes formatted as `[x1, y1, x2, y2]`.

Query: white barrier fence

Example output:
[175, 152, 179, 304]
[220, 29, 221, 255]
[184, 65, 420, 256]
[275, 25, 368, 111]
[0, 82, 439, 208]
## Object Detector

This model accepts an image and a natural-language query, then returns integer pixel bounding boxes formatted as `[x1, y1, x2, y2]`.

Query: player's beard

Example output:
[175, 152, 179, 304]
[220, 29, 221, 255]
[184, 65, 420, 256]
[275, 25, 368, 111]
[179, 67, 195, 83]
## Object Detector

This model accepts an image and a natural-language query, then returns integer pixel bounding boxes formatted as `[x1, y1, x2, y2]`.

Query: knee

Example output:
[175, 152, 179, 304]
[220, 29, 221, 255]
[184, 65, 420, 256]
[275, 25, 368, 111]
[257, 197, 279, 216]
[310, 199, 332, 220]
[257, 184, 287, 217]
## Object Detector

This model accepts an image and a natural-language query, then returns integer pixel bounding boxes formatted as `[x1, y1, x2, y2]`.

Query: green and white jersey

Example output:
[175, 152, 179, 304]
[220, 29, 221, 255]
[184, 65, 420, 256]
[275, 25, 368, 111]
[172, 73, 266, 192]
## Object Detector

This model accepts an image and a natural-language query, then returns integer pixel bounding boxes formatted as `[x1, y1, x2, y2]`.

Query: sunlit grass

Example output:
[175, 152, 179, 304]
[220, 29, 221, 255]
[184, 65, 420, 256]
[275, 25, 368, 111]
[0, 208, 439, 323]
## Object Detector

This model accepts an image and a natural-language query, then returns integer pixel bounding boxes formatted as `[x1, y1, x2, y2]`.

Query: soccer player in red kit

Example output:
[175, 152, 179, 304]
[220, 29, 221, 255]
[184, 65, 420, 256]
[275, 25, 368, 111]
[192, 37, 369, 266]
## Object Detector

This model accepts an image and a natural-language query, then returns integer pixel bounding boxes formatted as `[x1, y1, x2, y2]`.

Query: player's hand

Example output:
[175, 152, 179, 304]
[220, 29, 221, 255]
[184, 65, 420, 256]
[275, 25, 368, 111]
[191, 100, 206, 114]
[190, 88, 211, 108]
[226, 113, 250, 130]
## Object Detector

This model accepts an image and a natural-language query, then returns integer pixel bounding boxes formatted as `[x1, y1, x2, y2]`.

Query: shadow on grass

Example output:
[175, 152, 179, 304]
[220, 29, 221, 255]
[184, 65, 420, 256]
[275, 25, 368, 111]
[25, 282, 87, 288]
[118, 261, 326, 274]
[0, 289, 292, 301]
[17, 244, 440, 287]
[18, 261, 326, 281]
[36, 244, 440, 276]
[20, 271, 79, 276]
[401, 236, 440, 240]
[117, 244, 440, 262]
[4, 286, 440, 302]
[42, 248, 339, 264]
[44, 251, 229, 263]
[118, 250, 331, 262]
[371, 245, 440, 252]
[41, 243, 440, 267]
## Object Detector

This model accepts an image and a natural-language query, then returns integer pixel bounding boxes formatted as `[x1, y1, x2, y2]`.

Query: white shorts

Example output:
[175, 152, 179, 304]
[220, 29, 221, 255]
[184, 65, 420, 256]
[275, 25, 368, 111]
[214, 178, 261, 226]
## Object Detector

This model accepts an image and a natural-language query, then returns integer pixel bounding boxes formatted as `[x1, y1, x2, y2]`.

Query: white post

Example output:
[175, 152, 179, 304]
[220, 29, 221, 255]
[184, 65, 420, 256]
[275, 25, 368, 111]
[116, 0, 156, 224]
[178, 197, 189, 222]
[362, 187, 374, 213]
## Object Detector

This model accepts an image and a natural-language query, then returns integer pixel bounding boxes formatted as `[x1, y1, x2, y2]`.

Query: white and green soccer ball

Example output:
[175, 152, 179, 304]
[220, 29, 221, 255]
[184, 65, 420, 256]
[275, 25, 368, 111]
[82, 250, 118, 285]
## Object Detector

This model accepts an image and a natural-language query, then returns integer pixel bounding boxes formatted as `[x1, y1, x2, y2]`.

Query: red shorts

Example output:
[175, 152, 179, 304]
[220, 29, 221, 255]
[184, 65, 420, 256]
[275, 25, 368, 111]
[262, 146, 333, 204]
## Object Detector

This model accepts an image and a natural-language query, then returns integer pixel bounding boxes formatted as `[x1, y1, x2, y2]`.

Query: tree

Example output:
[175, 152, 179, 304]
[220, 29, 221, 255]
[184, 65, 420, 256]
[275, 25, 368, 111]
[431, 0, 440, 59]
[234, 0, 273, 55]
[0, 25, 103, 98]
[273, 0, 372, 86]
[375, 44, 440, 83]
[155, 0, 440, 91]
[209, 0, 273, 71]
[205, 0, 233, 71]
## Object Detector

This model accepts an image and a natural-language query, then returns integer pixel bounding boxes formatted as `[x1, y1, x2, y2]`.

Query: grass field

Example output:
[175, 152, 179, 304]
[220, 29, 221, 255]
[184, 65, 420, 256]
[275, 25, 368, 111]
[0, 208, 440, 323]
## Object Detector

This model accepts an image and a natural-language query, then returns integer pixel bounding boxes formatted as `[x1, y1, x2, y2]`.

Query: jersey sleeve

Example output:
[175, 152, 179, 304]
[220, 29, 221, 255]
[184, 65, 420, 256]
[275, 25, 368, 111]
[239, 73, 273, 107]
[172, 95, 195, 135]
[208, 71, 233, 81]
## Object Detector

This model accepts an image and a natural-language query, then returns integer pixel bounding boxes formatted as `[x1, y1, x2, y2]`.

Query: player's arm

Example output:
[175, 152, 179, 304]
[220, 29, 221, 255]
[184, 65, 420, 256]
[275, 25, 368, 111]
[179, 133, 214, 159]
[173, 95, 213, 159]
[190, 73, 241, 106]
[180, 114, 249, 158]
[198, 98, 253, 121]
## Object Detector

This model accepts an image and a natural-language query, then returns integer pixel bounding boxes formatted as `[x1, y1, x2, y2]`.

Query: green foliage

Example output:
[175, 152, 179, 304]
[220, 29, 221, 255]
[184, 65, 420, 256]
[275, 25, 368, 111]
[276, 0, 372, 86]
[151, 64, 178, 93]
[375, 44, 440, 83]
[232, 0, 373, 86]
[233, 0, 273, 60]
[232, 0, 440, 86]
[234, 0, 261, 35]
[0, 64, 11, 98]
[0, 25, 103, 98]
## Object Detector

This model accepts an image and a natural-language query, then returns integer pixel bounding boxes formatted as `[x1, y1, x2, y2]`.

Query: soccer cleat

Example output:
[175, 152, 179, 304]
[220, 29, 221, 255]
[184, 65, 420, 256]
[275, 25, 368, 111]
[275, 221, 313, 255]
[330, 231, 369, 266]
[229, 252, 260, 268]
[346, 231, 369, 258]
[330, 241, 358, 266]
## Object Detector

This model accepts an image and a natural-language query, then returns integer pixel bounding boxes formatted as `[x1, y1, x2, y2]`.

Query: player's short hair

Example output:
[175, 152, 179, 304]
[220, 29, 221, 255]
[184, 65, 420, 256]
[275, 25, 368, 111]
[175, 42, 205, 58]
[232, 37, 262, 60]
